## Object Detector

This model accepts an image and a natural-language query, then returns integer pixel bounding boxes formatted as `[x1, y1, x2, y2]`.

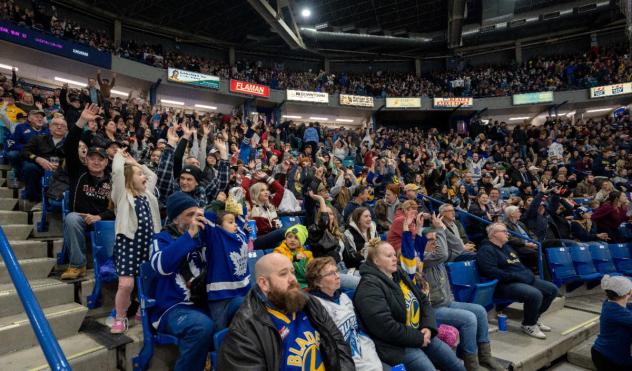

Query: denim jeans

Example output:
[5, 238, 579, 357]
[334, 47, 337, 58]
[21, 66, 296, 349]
[7, 150, 22, 180]
[495, 278, 559, 326]
[22, 161, 43, 201]
[403, 336, 466, 371]
[208, 296, 244, 332]
[337, 261, 361, 290]
[435, 301, 490, 355]
[65, 212, 89, 268]
[253, 228, 287, 250]
[162, 305, 214, 371]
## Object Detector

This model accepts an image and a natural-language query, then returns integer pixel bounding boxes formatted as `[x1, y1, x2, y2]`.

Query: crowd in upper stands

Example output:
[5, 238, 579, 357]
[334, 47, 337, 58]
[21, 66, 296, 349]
[2, 0, 632, 99]
[2, 56, 632, 369]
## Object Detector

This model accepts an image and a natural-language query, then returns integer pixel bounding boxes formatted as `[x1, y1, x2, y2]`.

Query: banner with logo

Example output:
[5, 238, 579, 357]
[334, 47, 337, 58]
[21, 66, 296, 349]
[385, 97, 422, 109]
[339, 94, 374, 108]
[167, 68, 220, 89]
[512, 91, 554, 105]
[590, 82, 632, 98]
[230, 80, 270, 98]
[286, 90, 329, 103]
[432, 97, 474, 108]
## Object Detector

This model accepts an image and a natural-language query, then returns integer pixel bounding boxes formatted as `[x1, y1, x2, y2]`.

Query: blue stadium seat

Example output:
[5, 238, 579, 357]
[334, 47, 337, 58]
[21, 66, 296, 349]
[573, 198, 591, 205]
[133, 262, 179, 371]
[37, 171, 66, 232]
[55, 191, 71, 265]
[446, 261, 498, 311]
[568, 245, 603, 282]
[587, 242, 620, 276]
[279, 215, 301, 229]
[608, 243, 632, 275]
[380, 232, 387, 241]
[210, 328, 230, 370]
[247, 250, 266, 286]
[545, 247, 580, 287]
[87, 220, 117, 309]
[619, 223, 632, 242]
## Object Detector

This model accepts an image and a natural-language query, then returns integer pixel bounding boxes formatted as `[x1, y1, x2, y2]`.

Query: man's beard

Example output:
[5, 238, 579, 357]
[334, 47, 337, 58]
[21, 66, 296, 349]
[267, 281, 307, 313]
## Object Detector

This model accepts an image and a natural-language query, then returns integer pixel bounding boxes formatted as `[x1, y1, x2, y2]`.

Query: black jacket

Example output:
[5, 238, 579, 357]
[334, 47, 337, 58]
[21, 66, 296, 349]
[353, 261, 438, 366]
[217, 288, 354, 371]
[476, 240, 535, 285]
[21, 134, 65, 161]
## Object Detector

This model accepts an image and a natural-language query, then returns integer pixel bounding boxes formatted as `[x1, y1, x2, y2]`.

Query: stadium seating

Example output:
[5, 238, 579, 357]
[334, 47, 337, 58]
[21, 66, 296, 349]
[608, 243, 632, 275]
[568, 245, 603, 283]
[545, 247, 580, 287]
[210, 328, 229, 370]
[133, 262, 179, 371]
[87, 221, 117, 309]
[587, 242, 620, 276]
[446, 261, 498, 310]
[37, 171, 67, 233]
[279, 215, 301, 229]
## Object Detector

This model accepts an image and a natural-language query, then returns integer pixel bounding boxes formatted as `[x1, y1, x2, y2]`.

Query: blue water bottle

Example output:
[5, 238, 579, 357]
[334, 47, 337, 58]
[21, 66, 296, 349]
[497, 313, 507, 332]
[391, 364, 406, 371]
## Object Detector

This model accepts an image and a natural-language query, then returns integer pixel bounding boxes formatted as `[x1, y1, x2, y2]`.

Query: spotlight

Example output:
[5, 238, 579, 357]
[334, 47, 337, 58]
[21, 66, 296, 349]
[301, 8, 311, 18]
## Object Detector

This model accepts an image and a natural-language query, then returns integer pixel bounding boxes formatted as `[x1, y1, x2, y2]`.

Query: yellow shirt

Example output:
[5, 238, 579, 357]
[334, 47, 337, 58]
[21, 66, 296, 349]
[399, 280, 421, 329]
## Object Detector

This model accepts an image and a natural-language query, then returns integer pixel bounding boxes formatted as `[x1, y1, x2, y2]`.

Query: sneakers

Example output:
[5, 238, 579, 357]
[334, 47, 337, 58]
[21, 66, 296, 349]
[521, 324, 546, 339]
[111, 318, 128, 334]
[60, 266, 86, 280]
[538, 322, 552, 332]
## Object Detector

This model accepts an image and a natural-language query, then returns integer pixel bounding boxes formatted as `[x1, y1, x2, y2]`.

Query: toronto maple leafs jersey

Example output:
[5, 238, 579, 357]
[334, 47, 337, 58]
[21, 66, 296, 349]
[149, 227, 207, 330]
[312, 292, 383, 371]
[202, 212, 251, 301]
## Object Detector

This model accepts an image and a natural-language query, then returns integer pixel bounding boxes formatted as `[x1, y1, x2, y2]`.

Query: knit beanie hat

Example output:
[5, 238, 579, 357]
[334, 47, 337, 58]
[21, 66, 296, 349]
[167, 192, 198, 221]
[181, 165, 202, 183]
[601, 274, 632, 296]
[285, 224, 308, 246]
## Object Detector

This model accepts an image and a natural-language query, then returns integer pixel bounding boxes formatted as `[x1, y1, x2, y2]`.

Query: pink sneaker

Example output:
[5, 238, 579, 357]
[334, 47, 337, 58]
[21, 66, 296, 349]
[110, 318, 128, 334]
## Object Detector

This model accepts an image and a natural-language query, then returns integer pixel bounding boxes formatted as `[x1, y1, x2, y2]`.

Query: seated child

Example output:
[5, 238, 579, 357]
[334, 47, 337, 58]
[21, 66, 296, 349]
[274, 224, 313, 288]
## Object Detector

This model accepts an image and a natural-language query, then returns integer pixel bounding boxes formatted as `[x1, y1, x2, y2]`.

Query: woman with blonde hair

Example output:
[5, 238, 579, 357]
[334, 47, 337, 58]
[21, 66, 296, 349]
[242, 170, 287, 249]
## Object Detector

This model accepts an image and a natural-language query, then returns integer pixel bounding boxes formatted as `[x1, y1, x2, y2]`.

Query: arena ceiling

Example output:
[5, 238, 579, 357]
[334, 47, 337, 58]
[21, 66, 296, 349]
[61, 0, 623, 59]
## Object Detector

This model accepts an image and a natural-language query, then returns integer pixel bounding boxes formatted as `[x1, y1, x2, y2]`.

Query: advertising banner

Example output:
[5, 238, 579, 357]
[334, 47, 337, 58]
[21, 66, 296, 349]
[230, 79, 270, 98]
[339, 94, 374, 107]
[0, 20, 111, 68]
[167, 68, 220, 89]
[286, 90, 329, 103]
[432, 97, 474, 108]
[590, 82, 632, 98]
[385, 97, 422, 108]
[512, 91, 554, 105]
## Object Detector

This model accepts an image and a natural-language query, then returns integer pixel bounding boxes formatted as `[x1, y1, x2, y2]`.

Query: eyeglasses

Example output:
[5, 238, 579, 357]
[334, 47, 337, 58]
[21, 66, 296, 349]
[320, 269, 339, 278]
[495, 229, 509, 234]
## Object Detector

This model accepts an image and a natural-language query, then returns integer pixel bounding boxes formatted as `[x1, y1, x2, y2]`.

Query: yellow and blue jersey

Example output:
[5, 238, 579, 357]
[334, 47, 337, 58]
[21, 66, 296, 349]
[399, 280, 421, 330]
[267, 308, 325, 371]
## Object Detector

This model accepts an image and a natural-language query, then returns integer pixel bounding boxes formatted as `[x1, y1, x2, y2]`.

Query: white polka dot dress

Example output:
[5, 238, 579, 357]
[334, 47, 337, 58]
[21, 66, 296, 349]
[114, 196, 152, 276]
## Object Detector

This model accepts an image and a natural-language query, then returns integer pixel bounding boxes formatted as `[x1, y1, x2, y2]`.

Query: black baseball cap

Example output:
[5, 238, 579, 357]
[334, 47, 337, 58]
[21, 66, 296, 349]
[87, 147, 107, 158]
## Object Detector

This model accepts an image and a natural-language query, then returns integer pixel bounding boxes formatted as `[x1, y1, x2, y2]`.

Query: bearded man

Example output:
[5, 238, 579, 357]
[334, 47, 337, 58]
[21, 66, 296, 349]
[218, 252, 355, 370]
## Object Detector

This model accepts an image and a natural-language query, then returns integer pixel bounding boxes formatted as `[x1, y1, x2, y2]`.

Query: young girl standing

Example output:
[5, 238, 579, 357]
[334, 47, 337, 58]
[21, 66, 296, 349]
[111, 149, 161, 333]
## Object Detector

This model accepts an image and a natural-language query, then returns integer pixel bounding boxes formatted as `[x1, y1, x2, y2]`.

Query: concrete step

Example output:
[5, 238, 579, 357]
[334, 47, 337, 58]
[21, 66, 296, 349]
[567, 335, 597, 371]
[502, 297, 566, 322]
[547, 361, 592, 371]
[122, 318, 178, 371]
[1, 224, 34, 241]
[564, 294, 605, 315]
[0, 279, 75, 318]
[0, 333, 117, 371]
[30, 212, 64, 239]
[489, 307, 599, 371]
[0, 187, 16, 198]
[0, 257, 55, 284]
[6, 240, 49, 260]
[0, 177, 6, 186]
[0, 197, 17, 211]
[0, 210, 28, 225]
[0, 302, 88, 355]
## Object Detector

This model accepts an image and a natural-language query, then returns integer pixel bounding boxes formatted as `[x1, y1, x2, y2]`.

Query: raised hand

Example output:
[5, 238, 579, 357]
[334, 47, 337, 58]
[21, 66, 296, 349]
[77, 103, 100, 128]
[166, 126, 179, 147]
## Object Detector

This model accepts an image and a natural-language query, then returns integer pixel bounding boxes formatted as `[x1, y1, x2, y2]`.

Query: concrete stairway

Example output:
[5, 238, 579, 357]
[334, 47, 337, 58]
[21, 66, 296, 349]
[0, 164, 119, 369]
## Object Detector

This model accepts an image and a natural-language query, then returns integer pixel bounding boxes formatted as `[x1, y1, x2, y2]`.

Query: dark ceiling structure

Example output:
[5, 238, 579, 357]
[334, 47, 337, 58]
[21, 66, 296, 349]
[56, 0, 625, 60]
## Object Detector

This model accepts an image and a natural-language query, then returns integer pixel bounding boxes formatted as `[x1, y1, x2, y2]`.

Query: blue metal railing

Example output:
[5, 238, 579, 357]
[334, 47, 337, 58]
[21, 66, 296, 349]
[0, 227, 70, 370]
[419, 194, 545, 279]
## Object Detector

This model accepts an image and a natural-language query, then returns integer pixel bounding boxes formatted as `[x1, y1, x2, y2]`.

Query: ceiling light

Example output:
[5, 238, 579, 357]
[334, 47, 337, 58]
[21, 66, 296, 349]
[509, 116, 531, 121]
[301, 8, 311, 18]
[335, 118, 354, 123]
[194, 104, 217, 110]
[586, 108, 613, 113]
[161, 99, 185, 106]
[282, 115, 302, 119]
[0, 64, 17, 71]
[54, 76, 87, 87]
[110, 89, 129, 97]
[309, 116, 328, 121]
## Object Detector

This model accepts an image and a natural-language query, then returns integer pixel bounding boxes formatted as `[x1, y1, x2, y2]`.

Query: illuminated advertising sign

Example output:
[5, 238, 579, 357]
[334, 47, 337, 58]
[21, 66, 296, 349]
[385, 97, 422, 108]
[512, 91, 554, 105]
[286, 90, 329, 103]
[590, 82, 632, 98]
[432, 97, 474, 108]
[230, 79, 270, 97]
[339, 94, 374, 107]
[168, 68, 220, 89]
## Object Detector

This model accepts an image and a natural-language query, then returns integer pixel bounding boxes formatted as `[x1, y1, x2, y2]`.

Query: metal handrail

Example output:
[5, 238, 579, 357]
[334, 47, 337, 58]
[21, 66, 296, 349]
[0, 227, 70, 370]
[419, 194, 545, 279]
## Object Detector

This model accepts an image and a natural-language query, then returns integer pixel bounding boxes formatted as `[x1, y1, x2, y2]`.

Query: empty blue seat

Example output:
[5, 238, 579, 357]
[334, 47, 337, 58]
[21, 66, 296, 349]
[247, 250, 266, 286]
[279, 215, 301, 229]
[569, 245, 603, 282]
[210, 328, 230, 370]
[587, 242, 620, 276]
[133, 262, 179, 371]
[545, 247, 580, 287]
[87, 220, 117, 309]
[446, 261, 498, 311]
[37, 171, 67, 232]
[608, 243, 632, 275]
[619, 223, 632, 242]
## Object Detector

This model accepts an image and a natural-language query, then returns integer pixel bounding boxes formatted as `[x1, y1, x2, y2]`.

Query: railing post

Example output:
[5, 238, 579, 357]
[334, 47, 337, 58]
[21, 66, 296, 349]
[0, 227, 70, 370]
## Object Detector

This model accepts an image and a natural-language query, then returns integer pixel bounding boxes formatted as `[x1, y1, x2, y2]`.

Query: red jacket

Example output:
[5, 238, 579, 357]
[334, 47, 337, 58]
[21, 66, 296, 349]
[592, 204, 627, 233]
[387, 209, 418, 252]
